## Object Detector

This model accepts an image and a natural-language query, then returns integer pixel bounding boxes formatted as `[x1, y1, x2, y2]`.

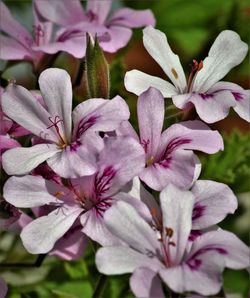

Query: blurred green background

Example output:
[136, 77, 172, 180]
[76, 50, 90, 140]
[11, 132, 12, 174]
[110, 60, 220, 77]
[0, 0, 249, 297]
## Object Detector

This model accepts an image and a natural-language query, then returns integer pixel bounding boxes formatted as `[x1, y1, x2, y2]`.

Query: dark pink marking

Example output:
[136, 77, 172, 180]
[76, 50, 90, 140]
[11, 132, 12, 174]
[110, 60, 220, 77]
[58, 29, 83, 42]
[192, 203, 206, 221]
[86, 10, 99, 22]
[188, 230, 202, 241]
[76, 115, 100, 139]
[70, 140, 81, 152]
[94, 166, 116, 197]
[232, 92, 244, 101]
[159, 137, 192, 168]
[199, 93, 214, 100]
[93, 197, 113, 218]
[187, 258, 202, 270]
[141, 139, 150, 154]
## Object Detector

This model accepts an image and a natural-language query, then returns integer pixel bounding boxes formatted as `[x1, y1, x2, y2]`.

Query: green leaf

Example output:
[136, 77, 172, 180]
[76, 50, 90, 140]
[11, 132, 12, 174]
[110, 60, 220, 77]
[64, 260, 88, 279]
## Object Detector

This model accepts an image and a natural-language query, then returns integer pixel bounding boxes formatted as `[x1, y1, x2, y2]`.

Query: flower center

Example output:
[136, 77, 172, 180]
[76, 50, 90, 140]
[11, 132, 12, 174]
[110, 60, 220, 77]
[46, 116, 67, 148]
[187, 59, 203, 92]
[158, 227, 176, 267]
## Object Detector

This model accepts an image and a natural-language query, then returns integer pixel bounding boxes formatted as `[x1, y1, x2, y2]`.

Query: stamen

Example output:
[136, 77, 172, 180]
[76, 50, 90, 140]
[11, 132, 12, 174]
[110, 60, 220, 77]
[146, 156, 154, 167]
[54, 191, 64, 198]
[33, 25, 44, 46]
[171, 68, 178, 79]
[46, 116, 66, 147]
[187, 59, 203, 92]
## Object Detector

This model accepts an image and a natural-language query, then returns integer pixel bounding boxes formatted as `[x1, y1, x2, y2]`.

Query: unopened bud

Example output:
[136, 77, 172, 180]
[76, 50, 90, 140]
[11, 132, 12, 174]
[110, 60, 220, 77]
[86, 33, 110, 99]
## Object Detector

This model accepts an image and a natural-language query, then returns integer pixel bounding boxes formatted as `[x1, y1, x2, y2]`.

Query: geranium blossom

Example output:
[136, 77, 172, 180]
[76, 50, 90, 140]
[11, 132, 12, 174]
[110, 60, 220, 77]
[117, 87, 223, 190]
[2, 68, 130, 178]
[3, 137, 145, 253]
[96, 184, 249, 296]
[125, 27, 249, 123]
[0, 1, 106, 63]
[34, 0, 155, 54]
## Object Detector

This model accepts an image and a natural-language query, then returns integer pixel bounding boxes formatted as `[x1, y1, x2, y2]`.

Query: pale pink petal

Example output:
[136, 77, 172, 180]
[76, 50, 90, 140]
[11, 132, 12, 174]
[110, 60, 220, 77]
[108, 8, 155, 28]
[96, 246, 163, 275]
[3, 175, 62, 208]
[2, 84, 58, 142]
[189, 229, 250, 270]
[211, 81, 250, 122]
[34, 0, 85, 25]
[160, 184, 194, 265]
[115, 120, 139, 141]
[0, 278, 8, 298]
[124, 70, 177, 97]
[96, 137, 145, 196]
[193, 30, 248, 92]
[87, 0, 112, 24]
[0, 135, 20, 166]
[130, 268, 164, 298]
[72, 96, 129, 139]
[100, 26, 132, 53]
[140, 150, 196, 191]
[0, 35, 33, 61]
[191, 180, 237, 229]
[104, 201, 160, 254]
[38, 68, 72, 142]
[2, 144, 60, 176]
[143, 26, 187, 93]
[159, 253, 224, 295]
[21, 206, 82, 254]
[138, 87, 164, 159]
[50, 224, 88, 260]
[159, 121, 224, 154]
[80, 210, 121, 246]
[188, 90, 236, 123]
[0, 2, 32, 45]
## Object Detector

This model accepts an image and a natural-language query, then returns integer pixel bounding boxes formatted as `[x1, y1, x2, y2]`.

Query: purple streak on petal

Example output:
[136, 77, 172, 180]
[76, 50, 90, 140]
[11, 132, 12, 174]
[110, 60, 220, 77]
[86, 10, 99, 22]
[57, 29, 84, 42]
[188, 230, 202, 242]
[187, 258, 202, 271]
[199, 93, 214, 100]
[159, 137, 191, 168]
[94, 166, 117, 197]
[232, 92, 244, 101]
[76, 115, 100, 139]
[70, 140, 81, 152]
[192, 203, 206, 221]
[141, 139, 150, 154]
[93, 197, 113, 218]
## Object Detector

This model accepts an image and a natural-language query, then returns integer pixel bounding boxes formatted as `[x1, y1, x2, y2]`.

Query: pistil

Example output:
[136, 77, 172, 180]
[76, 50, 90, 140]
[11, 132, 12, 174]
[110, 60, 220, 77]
[47, 116, 67, 148]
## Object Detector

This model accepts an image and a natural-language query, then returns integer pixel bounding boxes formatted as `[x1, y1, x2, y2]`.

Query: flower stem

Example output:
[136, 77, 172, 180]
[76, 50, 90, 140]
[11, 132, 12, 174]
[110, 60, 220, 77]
[92, 274, 108, 298]
[0, 254, 47, 268]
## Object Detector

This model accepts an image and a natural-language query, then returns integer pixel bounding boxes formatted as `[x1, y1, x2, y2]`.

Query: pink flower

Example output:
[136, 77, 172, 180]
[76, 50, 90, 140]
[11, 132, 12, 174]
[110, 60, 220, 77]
[96, 184, 250, 296]
[2, 68, 130, 178]
[34, 0, 156, 54]
[3, 137, 145, 254]
[117, 87, 223, 190]
[125, 27, 249, 123]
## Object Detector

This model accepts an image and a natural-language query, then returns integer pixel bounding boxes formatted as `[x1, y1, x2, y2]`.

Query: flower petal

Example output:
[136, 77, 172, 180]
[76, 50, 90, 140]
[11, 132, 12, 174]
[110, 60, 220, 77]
[104, 201, 160, 254]
[159, 253, 224, 296]
[38, 68, 72, 142]
[160, 184, 194, 265]
[96, 137, 145, 196]
[124, 70, 178, 97]
[2, 144, 60, 176]
[34, 0, 85, 25]
[80, 210, 121, 246]
[73, 96, 129, 139]
[108, 8, 155, 28]
[130, 267, 164, 298]
[0, 35, 33, 61]
[193, 30, 248, 92]
[143, 26, 187, 93]
[3, 175, 63, 208]
[191, 180, 237, 229]
[96, 246, 163, 275]
[2, 84, 58, 142]
[87, 0, 112, 24]
[189, 229, 250, 270]
[159, 120, 224, 155]
[138, 87, 164, 158]
[21, 206, 82, 254]
[0, 2, 33, 45]
[0, 277, 8, 298]
[140, 150, 196, 191]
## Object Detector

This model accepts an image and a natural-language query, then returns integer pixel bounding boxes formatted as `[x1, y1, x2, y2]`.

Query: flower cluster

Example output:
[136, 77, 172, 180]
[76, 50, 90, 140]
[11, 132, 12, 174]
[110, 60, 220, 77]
[0, 1, 249, 297]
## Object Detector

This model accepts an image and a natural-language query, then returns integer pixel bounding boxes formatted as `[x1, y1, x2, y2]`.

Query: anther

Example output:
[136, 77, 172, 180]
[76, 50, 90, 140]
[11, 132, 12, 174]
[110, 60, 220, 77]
[171, 68, 178, 79]
[165, 227, 174, 238]
[54, 191, 64, 198]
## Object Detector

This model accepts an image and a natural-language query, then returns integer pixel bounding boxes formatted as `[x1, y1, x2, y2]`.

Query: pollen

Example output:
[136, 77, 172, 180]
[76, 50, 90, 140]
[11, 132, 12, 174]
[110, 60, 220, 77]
[54, 191, 64, 198]
[171, 68, 178, 79]
[146, 156, 155, 167]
